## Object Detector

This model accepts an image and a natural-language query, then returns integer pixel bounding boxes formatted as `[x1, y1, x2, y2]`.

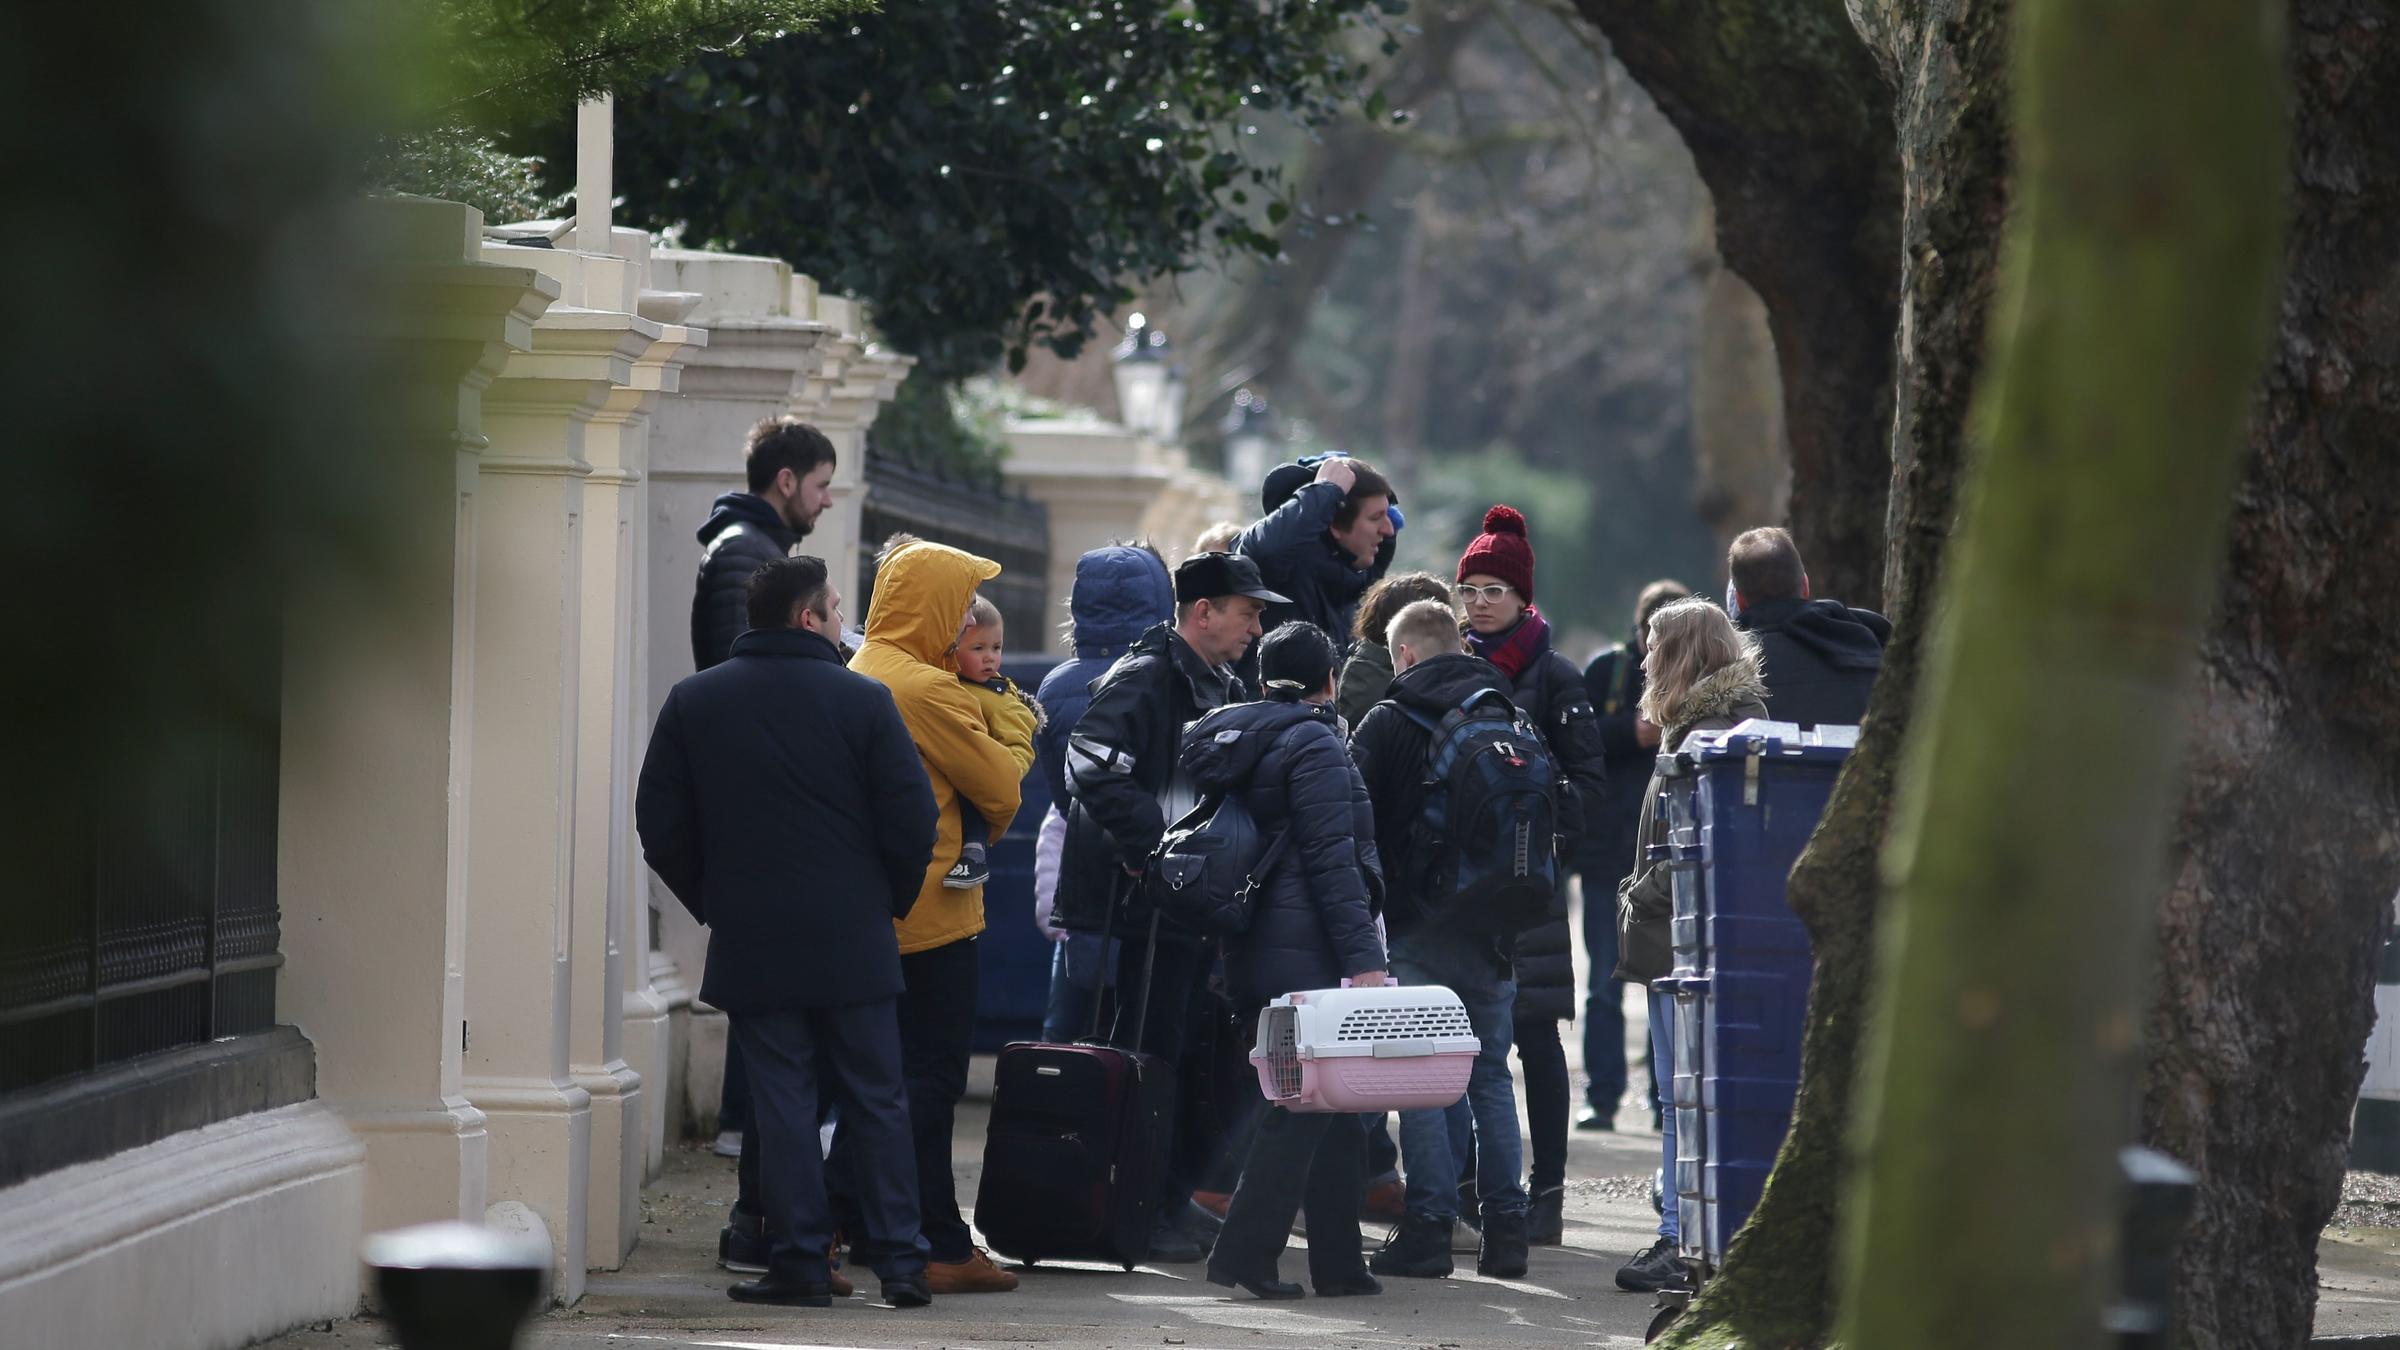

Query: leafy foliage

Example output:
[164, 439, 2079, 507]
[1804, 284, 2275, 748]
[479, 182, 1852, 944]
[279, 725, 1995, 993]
[579, 0, 1406, 380]
[866, 376, 1012, 484]
[415, 0, 865, 129]
[361, 125, 564, 223]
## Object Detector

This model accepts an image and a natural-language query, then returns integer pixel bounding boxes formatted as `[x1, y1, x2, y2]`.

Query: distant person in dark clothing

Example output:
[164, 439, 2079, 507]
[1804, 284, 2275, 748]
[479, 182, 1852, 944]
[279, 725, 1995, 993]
[688, 418, 839, 1242]
[1574, 579, 1691, 1133]
[1189, 622, 1388, 1301]
[1031, 544, 1175, 1041]
[691, 417, 839, 671]
[637, 557, 939, 1309]
[1454, 506, 1606, 1246]
[1335, 572, 1455, 730]
[1233, 455, 1398, 653]
[1726, 527, 1890, 729]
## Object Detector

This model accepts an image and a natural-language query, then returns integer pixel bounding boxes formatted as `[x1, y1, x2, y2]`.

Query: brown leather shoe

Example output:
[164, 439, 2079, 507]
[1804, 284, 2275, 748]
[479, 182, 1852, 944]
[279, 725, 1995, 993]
[926, 1247, 1020, 1294]
[829, 1266, 854, 1298]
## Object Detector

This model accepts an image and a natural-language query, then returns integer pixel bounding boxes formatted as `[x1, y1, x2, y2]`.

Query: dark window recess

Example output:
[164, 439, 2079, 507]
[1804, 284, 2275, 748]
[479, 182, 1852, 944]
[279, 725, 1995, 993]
[857, 457, 1053, 643]
[0, 612, 284, 1098]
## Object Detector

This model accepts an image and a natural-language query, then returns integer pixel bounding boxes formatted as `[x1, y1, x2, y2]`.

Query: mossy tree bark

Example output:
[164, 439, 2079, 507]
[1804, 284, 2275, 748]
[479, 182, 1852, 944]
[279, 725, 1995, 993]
[1833, 0, 2287, 1344]
[1604, 1, 2400, 1345]
[2143, 5, 2400, 1345]
[1566, 0, 1898, 611]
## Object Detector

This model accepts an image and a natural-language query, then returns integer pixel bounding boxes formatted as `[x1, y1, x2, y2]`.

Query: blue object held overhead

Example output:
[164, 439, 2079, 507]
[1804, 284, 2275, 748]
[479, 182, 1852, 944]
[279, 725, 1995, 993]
[1656, 719, 1853, 1271]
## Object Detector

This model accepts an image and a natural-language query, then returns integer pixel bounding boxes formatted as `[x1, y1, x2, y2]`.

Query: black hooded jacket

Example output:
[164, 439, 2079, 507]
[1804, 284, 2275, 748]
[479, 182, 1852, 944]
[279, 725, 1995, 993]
[690, 493, 798, 672]
[1231, 480, 1396, 653]
[1737, 596, 1891, 729]
[1180, 699, 1385, 1006]
[1346, 651, 1522, 939]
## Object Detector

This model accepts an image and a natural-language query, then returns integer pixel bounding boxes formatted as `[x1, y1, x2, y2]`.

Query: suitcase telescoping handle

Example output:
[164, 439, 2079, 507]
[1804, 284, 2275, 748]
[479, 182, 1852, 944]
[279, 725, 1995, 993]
[1084, 870, 1164, 1049]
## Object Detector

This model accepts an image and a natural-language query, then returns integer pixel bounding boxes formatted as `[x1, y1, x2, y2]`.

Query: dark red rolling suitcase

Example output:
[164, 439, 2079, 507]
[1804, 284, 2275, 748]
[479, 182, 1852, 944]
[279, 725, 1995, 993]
[974, 910, 1174, 1269]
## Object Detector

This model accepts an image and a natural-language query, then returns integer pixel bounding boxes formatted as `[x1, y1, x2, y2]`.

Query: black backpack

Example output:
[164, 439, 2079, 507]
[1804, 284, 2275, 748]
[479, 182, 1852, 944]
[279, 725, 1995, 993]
[1151, 792, 1292, 936]
[1399, 686, 1559, 933]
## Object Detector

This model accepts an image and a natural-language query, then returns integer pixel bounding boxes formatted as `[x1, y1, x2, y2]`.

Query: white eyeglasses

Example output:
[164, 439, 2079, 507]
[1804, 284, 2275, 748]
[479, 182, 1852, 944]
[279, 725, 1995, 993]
[1457, 583, 1516, 604]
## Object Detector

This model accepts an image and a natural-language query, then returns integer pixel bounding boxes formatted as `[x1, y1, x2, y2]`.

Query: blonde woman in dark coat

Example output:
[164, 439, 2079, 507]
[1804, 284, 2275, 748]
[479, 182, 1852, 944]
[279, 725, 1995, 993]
[1609, 597, 1769, 1293]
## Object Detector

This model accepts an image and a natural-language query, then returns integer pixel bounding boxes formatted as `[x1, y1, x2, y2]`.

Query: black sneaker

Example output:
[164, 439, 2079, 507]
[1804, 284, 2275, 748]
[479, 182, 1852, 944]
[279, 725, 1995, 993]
[728, 1272, 832, 1306]
[1147, 1219, 1208, 1264]
[882, 1272, 933, 1308]
[1528, 1185, 1565, 1246]
[1369, 1215, 1455, 1279]
[719, 1209, 769, 1275]
[942, 843, 991, 890]
[1574, 1103, 1616, 1132]
[1477, 1209, 1530, 1279]
[1615, 1236, 1685, 1293]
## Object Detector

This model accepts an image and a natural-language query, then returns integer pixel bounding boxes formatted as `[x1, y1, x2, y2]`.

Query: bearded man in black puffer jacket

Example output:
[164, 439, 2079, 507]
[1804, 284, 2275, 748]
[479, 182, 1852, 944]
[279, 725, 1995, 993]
[691, 417, 839, 672]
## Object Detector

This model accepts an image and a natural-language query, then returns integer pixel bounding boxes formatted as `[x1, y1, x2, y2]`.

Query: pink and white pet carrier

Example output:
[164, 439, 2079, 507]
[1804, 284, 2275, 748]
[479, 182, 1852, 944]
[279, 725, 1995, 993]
[1248, 985, 1480, 1113]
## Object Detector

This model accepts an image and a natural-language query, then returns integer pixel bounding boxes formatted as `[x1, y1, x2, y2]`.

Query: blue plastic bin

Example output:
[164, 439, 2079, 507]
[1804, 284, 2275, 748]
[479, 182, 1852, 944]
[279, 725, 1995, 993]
[1657, 720, 1852, 1269]
[973, 655, 1060, 1052]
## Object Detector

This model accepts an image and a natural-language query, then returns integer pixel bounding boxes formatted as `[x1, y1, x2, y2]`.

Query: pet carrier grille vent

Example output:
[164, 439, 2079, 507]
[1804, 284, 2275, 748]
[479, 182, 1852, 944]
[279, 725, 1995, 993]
[1262, 1007, 1303, 1097]
[1334, 1002, 1473, 1042]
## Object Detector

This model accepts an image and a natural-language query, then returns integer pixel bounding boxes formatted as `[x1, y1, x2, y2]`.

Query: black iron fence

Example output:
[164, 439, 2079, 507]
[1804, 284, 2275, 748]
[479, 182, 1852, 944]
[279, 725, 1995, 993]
[858, 456, 1052, 640]
[0, 629, 283, 1097]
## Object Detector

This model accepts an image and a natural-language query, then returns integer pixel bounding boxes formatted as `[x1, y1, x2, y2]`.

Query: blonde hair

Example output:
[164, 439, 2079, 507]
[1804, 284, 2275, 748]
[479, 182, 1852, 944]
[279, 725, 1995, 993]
[1638, 597, 1758, 727]
[1387, 598, 1465, 663]
[1193, 521, 1244, 554]
[965, 595, 1003, 630]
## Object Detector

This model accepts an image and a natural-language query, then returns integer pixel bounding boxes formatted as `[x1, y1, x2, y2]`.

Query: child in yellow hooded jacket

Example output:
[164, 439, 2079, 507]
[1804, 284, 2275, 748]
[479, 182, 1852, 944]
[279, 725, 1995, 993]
[945, 596, 1044, 888]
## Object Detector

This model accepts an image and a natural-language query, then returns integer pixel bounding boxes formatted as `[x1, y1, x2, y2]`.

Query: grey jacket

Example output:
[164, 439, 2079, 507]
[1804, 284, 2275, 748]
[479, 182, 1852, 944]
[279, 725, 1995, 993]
[1613, 657, 1771, 984]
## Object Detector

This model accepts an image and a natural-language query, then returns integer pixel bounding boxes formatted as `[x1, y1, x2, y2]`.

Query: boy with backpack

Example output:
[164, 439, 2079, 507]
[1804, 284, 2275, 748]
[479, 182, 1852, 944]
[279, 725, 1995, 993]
[1348, 598, 1557, 1281]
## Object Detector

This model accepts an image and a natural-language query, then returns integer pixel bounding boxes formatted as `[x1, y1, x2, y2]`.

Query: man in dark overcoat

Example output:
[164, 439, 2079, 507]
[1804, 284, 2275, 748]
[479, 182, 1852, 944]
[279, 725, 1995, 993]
[638, 555, 940, 1308]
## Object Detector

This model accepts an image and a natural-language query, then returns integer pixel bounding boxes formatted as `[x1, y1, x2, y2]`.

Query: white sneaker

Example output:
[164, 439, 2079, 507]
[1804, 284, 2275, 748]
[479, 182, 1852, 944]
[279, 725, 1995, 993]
[712, 1130, 743, 1158]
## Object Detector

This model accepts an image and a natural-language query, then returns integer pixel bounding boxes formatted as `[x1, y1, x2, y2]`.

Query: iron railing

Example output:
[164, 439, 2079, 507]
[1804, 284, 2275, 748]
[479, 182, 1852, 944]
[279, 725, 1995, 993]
[858, 456, 1052, 640]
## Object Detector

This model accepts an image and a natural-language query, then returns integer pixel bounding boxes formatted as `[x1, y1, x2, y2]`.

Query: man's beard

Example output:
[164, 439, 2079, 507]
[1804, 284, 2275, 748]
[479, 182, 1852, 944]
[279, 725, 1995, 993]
[783, 504, 818, 539]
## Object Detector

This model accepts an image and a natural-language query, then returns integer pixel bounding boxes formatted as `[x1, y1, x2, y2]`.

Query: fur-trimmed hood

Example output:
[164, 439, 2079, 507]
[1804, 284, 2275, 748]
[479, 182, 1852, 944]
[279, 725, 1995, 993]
[1667, 655, 1771, 741]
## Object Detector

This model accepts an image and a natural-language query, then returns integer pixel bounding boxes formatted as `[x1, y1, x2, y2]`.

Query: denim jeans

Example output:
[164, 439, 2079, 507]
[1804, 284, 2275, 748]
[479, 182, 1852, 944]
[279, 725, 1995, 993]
[1649, 988, 1678, 1242]
[1391, 934, 1527, 1222]
[1580, 866, 1630, 1112]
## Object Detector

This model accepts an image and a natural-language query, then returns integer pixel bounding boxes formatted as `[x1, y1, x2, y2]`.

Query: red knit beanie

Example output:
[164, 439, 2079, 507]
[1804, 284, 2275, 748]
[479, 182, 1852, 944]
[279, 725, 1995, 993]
[1457, 505, 1536, 602]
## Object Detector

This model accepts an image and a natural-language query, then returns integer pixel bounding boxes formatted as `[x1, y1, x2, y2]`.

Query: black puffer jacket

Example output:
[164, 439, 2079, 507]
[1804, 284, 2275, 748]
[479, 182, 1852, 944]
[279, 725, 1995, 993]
[1347, 651, 1518, 941]
[1181, 699, 1386, 1006]
[1054, 623, 1244, 937]
[1577, 637, 1654, 886]
[689, 493, 798, 671]
[1737, 596, 1890, 729]
[1494, 639, 1605, 1023]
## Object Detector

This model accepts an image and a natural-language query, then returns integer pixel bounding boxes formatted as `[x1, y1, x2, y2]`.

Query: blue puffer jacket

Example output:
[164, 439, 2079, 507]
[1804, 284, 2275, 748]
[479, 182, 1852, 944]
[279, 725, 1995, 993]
[1034, 546, 1176, 804]
[1181, 698, 1386, 1008]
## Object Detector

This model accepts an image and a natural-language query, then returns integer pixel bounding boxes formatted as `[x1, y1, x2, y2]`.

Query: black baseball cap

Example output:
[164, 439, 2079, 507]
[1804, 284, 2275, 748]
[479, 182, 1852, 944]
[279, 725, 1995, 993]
[1175, 551, 1290, 606]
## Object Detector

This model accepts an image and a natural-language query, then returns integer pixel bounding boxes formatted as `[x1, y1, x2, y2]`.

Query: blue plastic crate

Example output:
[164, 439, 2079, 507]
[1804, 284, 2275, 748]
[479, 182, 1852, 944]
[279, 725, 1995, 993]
[1659, 720, 1852, 1268]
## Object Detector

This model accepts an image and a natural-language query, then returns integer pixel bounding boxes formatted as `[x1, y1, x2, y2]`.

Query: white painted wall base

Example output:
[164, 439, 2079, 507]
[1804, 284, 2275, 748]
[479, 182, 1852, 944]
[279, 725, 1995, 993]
[0, 1103, 366, 1350]
[576, 1063, 643, 1266]
[623, 985, 672, 1179]
[469, 1079, 593, 1303]
[685, 1007, 732, 1139]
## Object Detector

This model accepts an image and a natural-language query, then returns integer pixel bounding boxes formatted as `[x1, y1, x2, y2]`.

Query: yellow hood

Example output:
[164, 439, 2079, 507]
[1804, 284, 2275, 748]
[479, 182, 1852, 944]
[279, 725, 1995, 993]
[866, 541, 1003, 667]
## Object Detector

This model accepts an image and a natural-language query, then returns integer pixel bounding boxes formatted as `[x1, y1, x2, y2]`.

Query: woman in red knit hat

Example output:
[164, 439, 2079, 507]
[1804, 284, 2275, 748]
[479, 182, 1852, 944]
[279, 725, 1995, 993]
[1453, 505, 1610, 1246]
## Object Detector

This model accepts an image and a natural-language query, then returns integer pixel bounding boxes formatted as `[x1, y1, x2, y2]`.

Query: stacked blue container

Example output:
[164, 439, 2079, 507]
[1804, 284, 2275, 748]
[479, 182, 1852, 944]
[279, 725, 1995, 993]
[1656, 720, 1852, 1273]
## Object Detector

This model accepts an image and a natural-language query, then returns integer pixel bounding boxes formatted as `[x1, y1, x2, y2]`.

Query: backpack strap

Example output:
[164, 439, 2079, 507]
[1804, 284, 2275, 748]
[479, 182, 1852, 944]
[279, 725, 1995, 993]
[1236, 829, 1295, 905]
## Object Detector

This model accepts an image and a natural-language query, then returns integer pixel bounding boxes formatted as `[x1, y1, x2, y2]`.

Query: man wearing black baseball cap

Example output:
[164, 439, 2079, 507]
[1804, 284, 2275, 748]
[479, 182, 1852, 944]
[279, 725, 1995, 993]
[1048, 552, 1283, 1262]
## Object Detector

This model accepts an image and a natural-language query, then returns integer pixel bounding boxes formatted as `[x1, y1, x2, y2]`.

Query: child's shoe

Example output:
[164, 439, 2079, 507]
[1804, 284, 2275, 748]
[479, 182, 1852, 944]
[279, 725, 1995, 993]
[942, 842, 991, 889]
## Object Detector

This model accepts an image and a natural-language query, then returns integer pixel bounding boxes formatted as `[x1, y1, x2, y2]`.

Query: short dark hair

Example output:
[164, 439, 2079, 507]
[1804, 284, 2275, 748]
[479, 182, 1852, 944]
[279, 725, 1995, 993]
[1355, 571, 1454, 645]
[1728, 527, 1806, 604]
[1331, 461, 1393, 530]
[1633, 578, 1694, 634]
[744, 417, 837, 494]
[1259, 622, 1339, 700]
[747, 556, 832, 631]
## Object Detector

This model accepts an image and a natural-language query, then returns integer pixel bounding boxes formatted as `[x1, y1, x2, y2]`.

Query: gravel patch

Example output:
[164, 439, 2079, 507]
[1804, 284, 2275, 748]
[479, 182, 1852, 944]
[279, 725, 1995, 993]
[2335, 1171, 2400, 1232]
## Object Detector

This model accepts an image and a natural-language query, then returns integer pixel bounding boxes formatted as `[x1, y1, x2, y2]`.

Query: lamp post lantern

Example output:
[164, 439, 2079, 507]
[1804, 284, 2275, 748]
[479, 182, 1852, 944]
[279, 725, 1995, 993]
[1219, 388, 1283, 490]
[1111, 312, 1187, 443]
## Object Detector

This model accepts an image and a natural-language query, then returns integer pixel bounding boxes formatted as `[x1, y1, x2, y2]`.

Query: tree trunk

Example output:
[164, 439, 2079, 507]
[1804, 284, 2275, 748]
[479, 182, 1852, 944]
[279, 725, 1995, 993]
[2142, 5, 2400, 1346]
[1833, 0, 2288, 1344]
[1647, 5, 2006, 1341]
[1567, 0, 1899, 611]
